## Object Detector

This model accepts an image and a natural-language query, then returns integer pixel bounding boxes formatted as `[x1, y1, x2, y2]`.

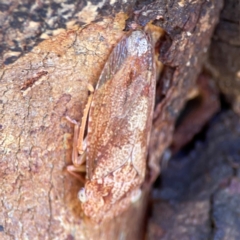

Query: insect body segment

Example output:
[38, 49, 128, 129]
[69, 30, 156, 222]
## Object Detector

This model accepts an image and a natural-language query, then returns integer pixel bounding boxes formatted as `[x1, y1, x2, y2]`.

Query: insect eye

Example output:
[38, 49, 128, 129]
[78, 188, 87, 203]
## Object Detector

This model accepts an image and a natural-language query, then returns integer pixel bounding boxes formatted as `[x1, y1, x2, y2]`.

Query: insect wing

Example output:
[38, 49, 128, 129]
[86, 30, 156, 181]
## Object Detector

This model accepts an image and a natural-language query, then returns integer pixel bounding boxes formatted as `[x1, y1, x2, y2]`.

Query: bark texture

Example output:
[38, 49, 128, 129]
[147, 1, 240, 238]
[209, 0, 240, 113]
[148, 110, 240, 240]
[0, 0, 223, 239]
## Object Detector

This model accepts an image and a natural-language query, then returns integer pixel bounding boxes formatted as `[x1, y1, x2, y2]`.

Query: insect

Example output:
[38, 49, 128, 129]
[67, 29, 156, 222]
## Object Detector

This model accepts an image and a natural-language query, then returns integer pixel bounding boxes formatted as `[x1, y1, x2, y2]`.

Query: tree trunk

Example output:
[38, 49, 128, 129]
[0, 0, 223, 239]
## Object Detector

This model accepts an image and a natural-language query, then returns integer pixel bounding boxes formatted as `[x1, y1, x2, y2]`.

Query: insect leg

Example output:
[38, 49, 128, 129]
[65, 84, 94, 183]
[77, 83, 94, 155]
[67, 169, 86, 183]
[67, 122, 86, 183]
[65, 117, 84, 164]
[65, 121, 87, 182]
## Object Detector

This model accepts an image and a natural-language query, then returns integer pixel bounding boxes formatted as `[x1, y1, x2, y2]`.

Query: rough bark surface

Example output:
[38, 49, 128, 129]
[208, 0, 240, 113]
[147, 111, 240, 239]
[171, 73, 220, 153]
[0, 0, 223, 239]
[147, 0, 223, 180]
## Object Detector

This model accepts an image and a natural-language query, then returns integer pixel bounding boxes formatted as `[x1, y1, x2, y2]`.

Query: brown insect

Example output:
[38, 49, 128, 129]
[67, 29, 156, 222]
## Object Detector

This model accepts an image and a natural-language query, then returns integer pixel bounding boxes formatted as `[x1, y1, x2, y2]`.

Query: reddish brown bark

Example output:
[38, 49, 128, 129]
[0, 0, 223, 239]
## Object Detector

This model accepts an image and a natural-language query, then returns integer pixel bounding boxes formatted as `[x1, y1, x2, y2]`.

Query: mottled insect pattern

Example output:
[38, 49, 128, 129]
[68, 29, 156, 222]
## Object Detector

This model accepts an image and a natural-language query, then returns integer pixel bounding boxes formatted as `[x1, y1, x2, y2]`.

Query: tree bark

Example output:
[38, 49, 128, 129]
[208, 0, 240, 113]
[0, 0, 223, 239]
